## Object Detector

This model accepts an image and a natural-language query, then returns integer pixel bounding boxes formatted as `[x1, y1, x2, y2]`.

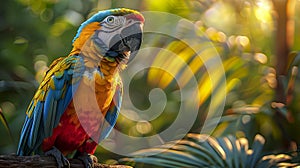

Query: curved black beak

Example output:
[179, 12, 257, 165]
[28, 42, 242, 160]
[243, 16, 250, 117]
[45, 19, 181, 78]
[106, 23, 143, 60]
[121, 23, 143, 56]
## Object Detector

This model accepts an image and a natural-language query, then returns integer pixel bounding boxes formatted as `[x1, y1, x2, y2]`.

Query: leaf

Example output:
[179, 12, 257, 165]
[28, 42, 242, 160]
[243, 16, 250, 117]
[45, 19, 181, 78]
[247, 134, 265, 168]
[217, 136, 235, 167]
[186, 134, 226, 166]
[286, 51, 299, 72]
[120, 133, 298, 167]
[176, 140, 218, 164]
[0, 108, 13, 142]
[227, 135, 242, 168]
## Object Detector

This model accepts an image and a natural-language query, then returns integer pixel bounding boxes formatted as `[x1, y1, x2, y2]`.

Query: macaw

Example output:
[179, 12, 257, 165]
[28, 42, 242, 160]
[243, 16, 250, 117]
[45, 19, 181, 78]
[17, 8, 144, 168]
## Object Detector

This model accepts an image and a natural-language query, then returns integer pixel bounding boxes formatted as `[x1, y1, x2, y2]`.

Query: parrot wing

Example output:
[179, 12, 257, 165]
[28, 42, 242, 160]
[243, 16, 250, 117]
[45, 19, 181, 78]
[17, 55, 85, 155]
[98, 79, 123, 142]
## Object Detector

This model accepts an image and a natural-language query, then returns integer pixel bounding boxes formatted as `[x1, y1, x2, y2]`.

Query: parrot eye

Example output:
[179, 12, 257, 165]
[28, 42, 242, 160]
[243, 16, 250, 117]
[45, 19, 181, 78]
[106, 16, 115, 24]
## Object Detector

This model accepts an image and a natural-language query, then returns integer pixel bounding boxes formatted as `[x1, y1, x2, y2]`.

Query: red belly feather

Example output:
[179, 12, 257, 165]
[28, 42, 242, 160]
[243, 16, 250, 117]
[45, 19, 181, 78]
[42, 102, 98, 156]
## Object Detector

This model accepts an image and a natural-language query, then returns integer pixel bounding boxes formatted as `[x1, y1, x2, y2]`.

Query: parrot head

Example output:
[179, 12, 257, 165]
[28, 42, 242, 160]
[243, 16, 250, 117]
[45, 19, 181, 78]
[71, 8, 144, 64]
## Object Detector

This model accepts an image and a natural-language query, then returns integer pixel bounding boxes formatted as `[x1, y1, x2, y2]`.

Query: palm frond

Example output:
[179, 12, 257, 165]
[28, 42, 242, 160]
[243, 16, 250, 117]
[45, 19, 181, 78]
[120, 133, 298, 168]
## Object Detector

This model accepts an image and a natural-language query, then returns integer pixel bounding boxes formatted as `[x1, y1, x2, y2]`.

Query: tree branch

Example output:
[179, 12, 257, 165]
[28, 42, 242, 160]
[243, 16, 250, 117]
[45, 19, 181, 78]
[272, 0, 295, 103]
[0, 154, 131, 168]
[272, 0, 296, 149]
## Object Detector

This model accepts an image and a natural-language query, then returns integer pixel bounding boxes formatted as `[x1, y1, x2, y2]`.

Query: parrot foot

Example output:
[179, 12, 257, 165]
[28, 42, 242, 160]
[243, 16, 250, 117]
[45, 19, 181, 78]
[76, 152, 97, 168]
[45, 146, 70, 168]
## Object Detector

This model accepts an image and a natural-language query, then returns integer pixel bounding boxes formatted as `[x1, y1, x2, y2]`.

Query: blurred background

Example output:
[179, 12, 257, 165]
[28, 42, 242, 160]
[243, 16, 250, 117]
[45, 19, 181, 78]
[0, 0, 300, 165]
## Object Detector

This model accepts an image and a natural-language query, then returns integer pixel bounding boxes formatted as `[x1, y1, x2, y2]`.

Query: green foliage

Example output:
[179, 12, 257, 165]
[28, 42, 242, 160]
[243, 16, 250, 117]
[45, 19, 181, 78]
[137, 0, 300, 154]
[0, 108, 12, 141]
[1, 0, 300, 166]
[121, 133, 298, 168]
[119, 0, 300, 166]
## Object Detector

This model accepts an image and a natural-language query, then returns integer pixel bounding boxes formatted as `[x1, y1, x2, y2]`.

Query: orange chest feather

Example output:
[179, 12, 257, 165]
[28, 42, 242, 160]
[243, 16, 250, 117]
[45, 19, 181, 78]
[67, 59, 119, 117]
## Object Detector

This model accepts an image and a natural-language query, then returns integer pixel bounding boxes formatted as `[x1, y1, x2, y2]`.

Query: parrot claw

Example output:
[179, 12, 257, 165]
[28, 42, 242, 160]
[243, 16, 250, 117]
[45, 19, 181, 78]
[76, 152, 97, 168]
[45, 146, 70, 168]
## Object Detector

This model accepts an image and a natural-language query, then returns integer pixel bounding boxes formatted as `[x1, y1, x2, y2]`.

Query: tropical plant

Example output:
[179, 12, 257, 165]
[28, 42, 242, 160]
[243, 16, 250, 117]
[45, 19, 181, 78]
[118, 0, 300, 167]
[121, 133, 298, 168]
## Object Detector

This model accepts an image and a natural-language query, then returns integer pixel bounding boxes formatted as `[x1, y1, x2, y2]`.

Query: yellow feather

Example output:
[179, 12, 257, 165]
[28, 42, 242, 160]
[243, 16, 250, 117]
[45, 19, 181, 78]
[34, 89, 43, 99]
[95, 73, 107, 86]
[49, 77, 55, 90]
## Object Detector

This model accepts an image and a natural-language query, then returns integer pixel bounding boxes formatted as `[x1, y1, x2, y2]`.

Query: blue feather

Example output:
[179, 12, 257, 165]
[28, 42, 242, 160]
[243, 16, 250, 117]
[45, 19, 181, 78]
[29, 102, 43, 147]
[43, 90, 56, 137]
[17, 116, 32, 155]
[72, 10, 112, 43]
[52, 76, 65, 90]
[17, 55, 85, 156]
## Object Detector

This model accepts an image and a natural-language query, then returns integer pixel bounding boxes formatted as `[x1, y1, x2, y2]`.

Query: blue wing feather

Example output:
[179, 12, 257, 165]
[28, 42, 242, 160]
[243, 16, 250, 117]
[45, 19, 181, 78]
[17, 55, 84, 155]
[29, 102, 42, 147]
